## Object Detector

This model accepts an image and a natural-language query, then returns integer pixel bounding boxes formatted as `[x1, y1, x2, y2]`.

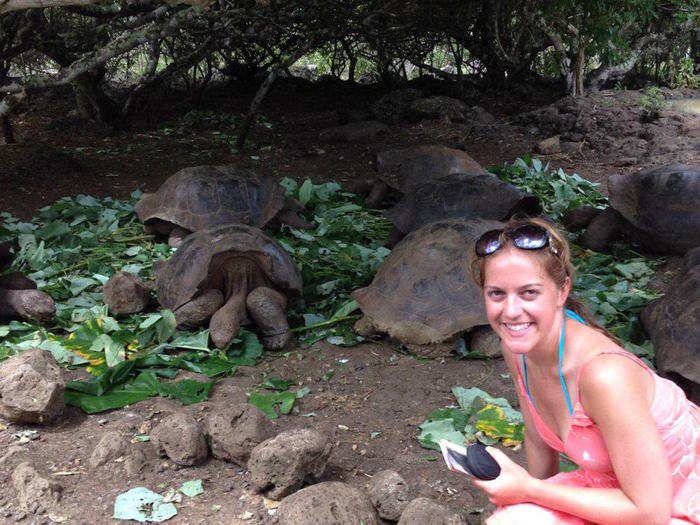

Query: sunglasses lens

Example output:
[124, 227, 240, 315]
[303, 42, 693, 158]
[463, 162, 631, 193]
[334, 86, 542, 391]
[475, 229, 502, 256]
[509, 224, 549, 250]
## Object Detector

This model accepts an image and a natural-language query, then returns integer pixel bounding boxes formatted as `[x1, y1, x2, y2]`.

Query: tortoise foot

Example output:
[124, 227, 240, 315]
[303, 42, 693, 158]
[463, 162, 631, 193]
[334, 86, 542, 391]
[246, 287, 290, 350]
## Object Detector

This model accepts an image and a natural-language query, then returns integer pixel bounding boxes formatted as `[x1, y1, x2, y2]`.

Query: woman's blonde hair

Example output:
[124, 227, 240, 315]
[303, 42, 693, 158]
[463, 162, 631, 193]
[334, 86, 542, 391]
[469, 217, 618, 340]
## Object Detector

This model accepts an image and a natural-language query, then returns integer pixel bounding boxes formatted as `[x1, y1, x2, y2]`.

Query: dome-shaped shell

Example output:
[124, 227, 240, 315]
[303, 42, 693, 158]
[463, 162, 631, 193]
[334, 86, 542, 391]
[135, 165, 286, 232]
[386, 172, 540, 234]
[352, 218, 501, 345]
[155, 224, 301, 311]
[608, 165, 700, 255]
[375, 145, 485, 191]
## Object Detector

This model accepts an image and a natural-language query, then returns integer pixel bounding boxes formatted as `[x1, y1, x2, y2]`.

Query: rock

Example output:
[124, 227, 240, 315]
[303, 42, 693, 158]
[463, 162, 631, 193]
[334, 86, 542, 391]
[151, 412, 207, 466]
[410, 96, 467, 122]
[468, 325, 502, 358]
[89, 430, 128, 468]
[206, 402, 274, 466]
[278, 481, 378, 525]
[124, 450, 147, 477]
[0, 349, 65, 424]
[580, 207, 626, 253]
[207, 379, 248, 406]
[367, 470, 412, 521]
[248, 428, 331, 500]
[397, 497, 466, 525]
[560, 141, 583, 155]
[468, 105, 497, 126]
[561, 205, 603, 232]
[102, 271, 150, 315]
[371, 89, 423, 124]
[318, 121, 387, 143]
[11, 463, 62, 512]
[536, 136, 561, 155]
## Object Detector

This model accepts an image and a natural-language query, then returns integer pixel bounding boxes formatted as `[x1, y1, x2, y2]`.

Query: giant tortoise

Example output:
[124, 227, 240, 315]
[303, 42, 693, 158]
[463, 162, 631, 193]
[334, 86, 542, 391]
[154, 224, 302, 350]
[641, 247, 699, 403]
[366, 145, 486, 208]
[136, 165, 308, 247]
[352, 218, 501, 350]
[582, 165, 699, 255]
[385, 172, 540, 242]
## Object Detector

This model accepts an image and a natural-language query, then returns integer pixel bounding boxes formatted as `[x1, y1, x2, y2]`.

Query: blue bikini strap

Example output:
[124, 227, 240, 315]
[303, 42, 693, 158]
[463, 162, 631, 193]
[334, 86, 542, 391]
[522, 309, 586, 416]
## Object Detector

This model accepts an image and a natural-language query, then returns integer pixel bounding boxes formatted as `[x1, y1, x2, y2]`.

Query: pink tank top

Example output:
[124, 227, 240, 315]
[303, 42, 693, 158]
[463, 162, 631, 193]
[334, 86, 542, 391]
[516, 349, 700, 521]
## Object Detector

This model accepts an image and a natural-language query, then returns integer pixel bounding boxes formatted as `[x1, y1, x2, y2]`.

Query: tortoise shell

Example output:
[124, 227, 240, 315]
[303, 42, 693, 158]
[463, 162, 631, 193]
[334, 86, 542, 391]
[155, 224, 301, 311]
[375, 145, 485, 192]
[608, 165, 700, 255]
[135, 165, 286, 232]
[641, 247, 699, 385]
[352, 218, 501, 344]
[386, 172, 540, 234]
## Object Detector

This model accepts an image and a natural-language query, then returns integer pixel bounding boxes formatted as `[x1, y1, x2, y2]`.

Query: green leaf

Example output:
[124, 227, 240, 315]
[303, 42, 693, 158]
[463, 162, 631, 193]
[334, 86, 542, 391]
[179, 479, 203, 498]
[248, 390, 297, 419]
[158, 378, 213, 405]
[417, 419, 466, 451]
[170, 330, 210, 351]
[89, 334, 125, 368]
[330, 299, 359, 319]
[298, 179, 314, 205]
[262, 376, 295, 390]
[65, 371, 159, 413]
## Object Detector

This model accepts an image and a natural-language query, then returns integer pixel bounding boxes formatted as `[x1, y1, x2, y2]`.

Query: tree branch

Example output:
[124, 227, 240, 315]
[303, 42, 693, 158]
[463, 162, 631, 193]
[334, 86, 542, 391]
[0, 6, 199, 95]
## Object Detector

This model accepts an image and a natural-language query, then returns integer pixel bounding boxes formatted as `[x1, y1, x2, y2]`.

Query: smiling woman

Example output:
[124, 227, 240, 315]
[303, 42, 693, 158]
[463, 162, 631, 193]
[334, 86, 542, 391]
[468, 218, 699, 525]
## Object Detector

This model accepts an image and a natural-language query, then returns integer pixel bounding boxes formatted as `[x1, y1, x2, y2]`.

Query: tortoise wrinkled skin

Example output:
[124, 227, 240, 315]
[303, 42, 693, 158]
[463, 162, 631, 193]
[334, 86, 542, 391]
[352, 218, 502, 345]
[135, 165, 286, 233]
[375, 145, 485, 192]
[608, 165, 700, 255]
[386, 172, 541, 234]
[155, 224, 301, 312]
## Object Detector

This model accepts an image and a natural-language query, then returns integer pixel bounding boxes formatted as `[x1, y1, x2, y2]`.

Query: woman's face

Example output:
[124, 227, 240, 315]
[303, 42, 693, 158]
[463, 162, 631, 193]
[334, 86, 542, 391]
[482, 247, 569, 355]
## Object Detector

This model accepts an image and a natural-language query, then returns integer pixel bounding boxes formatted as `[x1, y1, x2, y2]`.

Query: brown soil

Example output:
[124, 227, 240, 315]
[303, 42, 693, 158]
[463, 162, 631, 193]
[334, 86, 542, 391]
[0, 82, 697, 524]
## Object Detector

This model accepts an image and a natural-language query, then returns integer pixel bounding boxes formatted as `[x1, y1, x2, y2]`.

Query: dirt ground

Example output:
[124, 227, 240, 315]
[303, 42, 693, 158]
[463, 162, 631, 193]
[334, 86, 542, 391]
[0, 81, 697, 524]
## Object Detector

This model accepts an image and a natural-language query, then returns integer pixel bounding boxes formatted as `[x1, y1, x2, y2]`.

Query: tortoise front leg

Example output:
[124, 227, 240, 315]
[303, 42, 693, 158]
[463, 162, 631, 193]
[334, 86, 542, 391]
[174, 289, 224, 329]
[168, 226, 191, 248]
[209, 288, 247, 349]
[246, 287, 290, 350]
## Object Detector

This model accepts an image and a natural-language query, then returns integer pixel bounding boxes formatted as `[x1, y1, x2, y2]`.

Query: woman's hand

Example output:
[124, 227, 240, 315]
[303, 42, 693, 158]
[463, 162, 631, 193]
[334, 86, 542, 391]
[471, 447, 535, 506]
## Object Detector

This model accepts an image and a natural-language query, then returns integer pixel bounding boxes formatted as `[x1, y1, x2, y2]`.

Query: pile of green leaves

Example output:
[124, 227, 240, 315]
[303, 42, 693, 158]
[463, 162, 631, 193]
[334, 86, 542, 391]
[493, 157, 607, 220]
[418, 387, 524, 450]
[277, 178, 392, 346]
[573, 249, 661, 360]
[0, 181, 391, 412]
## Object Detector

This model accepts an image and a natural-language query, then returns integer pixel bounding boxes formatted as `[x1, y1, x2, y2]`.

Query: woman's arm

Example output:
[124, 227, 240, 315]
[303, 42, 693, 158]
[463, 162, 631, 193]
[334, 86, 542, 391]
[477, 354, 672, 525]
[501, 346, 559, 479]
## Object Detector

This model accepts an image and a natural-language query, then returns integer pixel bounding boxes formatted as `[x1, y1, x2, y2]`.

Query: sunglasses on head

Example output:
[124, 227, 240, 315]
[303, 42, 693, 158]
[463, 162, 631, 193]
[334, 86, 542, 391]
[474, 224, 558, 257]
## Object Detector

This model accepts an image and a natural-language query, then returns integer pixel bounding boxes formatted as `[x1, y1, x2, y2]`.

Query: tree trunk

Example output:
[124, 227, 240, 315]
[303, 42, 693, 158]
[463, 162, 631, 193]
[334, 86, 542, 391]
[236, 46, 308, 151]
[573, 39, 585, 96]
[72, 68, 118, 124]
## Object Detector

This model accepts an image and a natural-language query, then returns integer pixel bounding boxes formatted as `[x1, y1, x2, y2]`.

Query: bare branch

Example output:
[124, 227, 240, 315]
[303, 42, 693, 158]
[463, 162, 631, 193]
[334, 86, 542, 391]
[0, 6, 199, 95]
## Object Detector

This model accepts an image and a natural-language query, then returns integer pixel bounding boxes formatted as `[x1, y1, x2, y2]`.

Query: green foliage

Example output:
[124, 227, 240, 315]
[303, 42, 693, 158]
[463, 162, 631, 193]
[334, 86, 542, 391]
[418, 387, 524, 450]
[494, 157, 607, 220]
[573, 249, 661, 360]
[278, 178, 392, 345]
[638, 86, 667, 120]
